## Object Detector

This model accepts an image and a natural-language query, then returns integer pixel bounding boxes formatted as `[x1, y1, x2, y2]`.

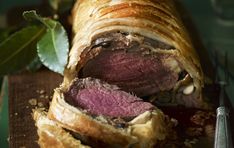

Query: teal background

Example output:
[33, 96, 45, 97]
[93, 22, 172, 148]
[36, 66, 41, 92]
[0, 0, 234, 147]
[182, 0, 234, 108]
[0, 0, 41, 14]
[0, 79, 8, 148]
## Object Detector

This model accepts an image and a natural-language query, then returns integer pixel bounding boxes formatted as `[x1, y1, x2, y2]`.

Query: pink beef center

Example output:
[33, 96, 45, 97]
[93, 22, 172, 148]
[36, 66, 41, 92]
[82, 50, 179, 96]
[75, 86, 154, 117]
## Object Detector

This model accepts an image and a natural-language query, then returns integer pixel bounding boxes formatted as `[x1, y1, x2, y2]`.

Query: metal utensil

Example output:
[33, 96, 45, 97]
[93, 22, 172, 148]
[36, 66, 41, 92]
[214, 51, 233, 148]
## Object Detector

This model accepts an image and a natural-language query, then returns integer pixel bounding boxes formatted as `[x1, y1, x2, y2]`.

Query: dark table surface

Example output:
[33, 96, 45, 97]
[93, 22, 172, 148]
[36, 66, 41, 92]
[8, 70, 62, 147]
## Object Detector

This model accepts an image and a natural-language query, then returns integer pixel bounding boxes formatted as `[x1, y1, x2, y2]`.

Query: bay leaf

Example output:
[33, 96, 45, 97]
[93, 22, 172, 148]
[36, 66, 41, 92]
[26, 56, 42, 72]
[37, 21, 69, 75]
[0, 26, 45, 76]
[23, 10, 58, 29]
[24, 10, 69, 75]
[0, 29, 11, 43]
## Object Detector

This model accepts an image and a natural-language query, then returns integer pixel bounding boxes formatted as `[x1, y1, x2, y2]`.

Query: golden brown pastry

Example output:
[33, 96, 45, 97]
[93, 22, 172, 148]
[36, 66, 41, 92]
[64, 0, 209, 109]
[34, 1, 210, 147]
[33, 109, 90, 148]
[48, 78, 172, 148]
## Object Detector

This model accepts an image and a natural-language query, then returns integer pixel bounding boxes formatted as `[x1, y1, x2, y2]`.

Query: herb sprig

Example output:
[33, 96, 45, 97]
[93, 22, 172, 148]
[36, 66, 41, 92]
[0, 0, 74, 76]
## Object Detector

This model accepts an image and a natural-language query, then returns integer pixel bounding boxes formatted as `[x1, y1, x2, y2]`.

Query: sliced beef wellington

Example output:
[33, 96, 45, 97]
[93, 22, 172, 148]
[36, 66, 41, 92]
[48, 78, 173, 148]
[64, 0, 210, 109]
[33, 109, 90, 148]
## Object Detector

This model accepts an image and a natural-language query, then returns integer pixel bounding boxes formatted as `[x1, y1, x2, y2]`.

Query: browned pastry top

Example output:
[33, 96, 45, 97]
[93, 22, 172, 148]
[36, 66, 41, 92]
[66, 0, 203, 91]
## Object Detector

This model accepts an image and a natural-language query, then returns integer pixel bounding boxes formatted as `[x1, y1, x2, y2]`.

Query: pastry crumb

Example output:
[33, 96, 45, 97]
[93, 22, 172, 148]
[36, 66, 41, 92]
[171, 118, 178, 126]
[184, 138, 198, 148]
[39, 95, 45, 98]
[36, 89, 45, 94]
[38, 102, 44, 107]
[37, 107, 46, 112]
[28, 99, 37, 106]
[39, 90, 45, 94]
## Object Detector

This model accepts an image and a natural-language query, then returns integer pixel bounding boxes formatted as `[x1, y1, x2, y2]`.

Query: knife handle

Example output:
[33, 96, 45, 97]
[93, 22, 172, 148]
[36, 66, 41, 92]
[214, 106, 233, 148]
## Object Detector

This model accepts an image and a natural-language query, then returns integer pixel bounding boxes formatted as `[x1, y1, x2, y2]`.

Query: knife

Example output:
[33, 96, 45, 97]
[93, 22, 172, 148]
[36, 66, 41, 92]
[214, 52, 233, 148]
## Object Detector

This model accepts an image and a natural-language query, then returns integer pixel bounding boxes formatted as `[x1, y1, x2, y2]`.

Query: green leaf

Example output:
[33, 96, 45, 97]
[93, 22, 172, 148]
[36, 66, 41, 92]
[23, 10, 56, 29]
[0, 26, 45, 76]
[0, 29, 11, 43]
[23, 10, 69, 75]
[23, 10, 40, 21]
[0, 27, 19, 44]
[37, 20, 69, 75]
[26, 56, 43, 72]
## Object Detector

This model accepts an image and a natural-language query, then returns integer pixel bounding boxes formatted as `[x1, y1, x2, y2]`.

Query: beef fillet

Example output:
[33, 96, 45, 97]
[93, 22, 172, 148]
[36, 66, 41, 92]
[65, 78, 154, 118]
[79, 32, 183, 97]
[65, 0, 209, 109]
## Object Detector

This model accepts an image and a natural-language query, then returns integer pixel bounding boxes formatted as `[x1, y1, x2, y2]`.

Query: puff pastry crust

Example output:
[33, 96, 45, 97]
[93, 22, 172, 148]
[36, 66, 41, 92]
[64, 0, 208, 109]
[47, 84, 170, 147]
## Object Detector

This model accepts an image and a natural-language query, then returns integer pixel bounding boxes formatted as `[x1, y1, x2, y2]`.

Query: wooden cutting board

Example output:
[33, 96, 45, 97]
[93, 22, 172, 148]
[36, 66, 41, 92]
[8, 70, 63, 148]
